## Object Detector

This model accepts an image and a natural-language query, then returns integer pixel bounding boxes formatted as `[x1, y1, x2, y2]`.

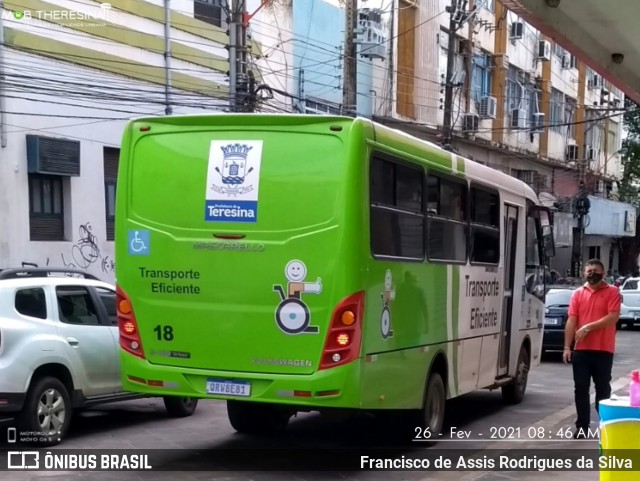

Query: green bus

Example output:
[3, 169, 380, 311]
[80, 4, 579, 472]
[115, 114, 555, 438]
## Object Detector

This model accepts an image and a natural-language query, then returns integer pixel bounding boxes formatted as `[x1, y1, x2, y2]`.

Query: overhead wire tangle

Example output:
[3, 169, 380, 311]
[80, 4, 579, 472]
[5, 0, 620, 118]
[2, 44, 230, 98]
[2, 65, 630, 138]
[1, 48, 448, 113]
[1, 64, 230, 106]
[1, 80, 232, 112]
[1, 41, 622, 132]
[3, 9, 448, 91]
[2, 3, 630, 157]
[3, 3, 452, 105]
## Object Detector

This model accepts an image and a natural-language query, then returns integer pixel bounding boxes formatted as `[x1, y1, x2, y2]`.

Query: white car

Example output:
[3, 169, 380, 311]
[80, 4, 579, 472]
[619, 277, 640, 328]
[0, 268, 198, 445]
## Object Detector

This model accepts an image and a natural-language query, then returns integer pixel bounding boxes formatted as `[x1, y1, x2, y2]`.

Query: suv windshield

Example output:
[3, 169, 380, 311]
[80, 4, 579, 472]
[546, 289, 574, 306]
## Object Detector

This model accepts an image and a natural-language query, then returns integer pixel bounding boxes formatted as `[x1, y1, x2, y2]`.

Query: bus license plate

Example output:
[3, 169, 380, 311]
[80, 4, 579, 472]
[206, 379, 251, 397]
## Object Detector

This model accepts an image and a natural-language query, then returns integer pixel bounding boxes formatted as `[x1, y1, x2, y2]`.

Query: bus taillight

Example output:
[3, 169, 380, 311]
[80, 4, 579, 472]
[319, 291, 364, 370]
[117, 285, 146, 359]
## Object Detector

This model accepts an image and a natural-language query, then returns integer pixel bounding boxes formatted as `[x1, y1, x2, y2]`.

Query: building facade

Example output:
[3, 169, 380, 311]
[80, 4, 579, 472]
[0, 0, 269, 283]
[253, 0, 634, 276]
[0, 0, 635, 280]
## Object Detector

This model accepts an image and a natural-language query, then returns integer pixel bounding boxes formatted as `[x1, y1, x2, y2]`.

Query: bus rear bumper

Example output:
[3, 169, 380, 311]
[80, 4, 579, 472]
[120, 353, 362, 409]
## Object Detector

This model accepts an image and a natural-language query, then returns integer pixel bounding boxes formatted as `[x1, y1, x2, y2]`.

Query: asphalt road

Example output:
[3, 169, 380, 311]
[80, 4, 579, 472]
[2, 327, 639, 481]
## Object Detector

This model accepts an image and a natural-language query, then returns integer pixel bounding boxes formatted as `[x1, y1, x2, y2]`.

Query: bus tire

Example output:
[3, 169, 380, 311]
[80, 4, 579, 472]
[163, 396, 198, 417]
[227, 400, 290, 435]
[502, 344, 530, 405]
[420, 372, 446, 438]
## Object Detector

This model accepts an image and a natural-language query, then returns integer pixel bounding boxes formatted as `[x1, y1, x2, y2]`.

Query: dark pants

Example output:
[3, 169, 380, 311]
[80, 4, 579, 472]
[572, 350, 614, 429]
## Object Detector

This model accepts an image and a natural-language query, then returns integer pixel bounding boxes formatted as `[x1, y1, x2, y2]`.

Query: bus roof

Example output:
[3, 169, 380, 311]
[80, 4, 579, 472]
[124, 113, 539, 204]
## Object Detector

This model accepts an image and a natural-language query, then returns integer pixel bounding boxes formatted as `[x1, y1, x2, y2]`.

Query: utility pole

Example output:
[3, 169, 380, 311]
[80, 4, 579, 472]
[342, 0, 358, 116]
[237, 0, 249, 111]
[574, 162, 590, 277]
[164, 0, 172, 115]
[228, 0, 242, 111]
[228, 0, 247, 112]
[0, 0, 7, 146]
[442, 0, 478, 151]
[442, 0, 459, 151]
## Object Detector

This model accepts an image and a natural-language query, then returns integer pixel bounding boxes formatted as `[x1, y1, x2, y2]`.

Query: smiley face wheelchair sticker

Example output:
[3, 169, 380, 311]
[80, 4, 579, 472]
[272, 260, 322, 334]
[380, 269, 395, 339]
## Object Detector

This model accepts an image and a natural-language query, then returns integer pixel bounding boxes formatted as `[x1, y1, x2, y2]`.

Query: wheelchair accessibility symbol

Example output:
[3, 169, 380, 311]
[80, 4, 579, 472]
[273, 260, 321, 335]
[128, 230, 150, 256]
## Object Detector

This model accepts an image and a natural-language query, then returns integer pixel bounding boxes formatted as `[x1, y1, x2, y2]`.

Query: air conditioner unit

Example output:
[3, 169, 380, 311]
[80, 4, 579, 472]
[479, 95, 497, 119]
[463, 113, 479, 132]
[566, 144, 579, 161]
[588, 75, 602, 90]
[586, 145, 596, 161]
[561, 53, 572, 69]
[538, 40, 551, 61]
[511, 108, 527, 129]
[356, 9, 387, 60]
[510, 21, 524, 40]
[532, 112, 545, 132]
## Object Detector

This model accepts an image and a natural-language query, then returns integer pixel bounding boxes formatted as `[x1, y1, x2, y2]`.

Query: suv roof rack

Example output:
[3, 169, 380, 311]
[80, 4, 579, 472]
[0, 268, 100, 281]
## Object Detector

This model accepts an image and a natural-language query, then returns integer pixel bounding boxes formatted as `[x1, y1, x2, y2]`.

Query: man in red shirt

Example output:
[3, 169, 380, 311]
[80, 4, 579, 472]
[564, 259, 621, 439]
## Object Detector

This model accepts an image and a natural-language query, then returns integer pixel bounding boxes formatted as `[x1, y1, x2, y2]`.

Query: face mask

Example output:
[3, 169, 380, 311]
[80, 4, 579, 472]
[586, 273, 603, 285]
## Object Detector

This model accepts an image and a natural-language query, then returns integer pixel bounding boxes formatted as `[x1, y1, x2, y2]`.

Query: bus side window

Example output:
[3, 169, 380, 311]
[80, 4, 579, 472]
[370, 155, 424, 260]
[426, 174, 467, 262]
[525, 212, 545, 300]
[469, 186, 500, 265]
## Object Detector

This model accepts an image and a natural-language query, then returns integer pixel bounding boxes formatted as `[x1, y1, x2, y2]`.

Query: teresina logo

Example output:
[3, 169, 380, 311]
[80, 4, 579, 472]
[253, 357, 312, 367]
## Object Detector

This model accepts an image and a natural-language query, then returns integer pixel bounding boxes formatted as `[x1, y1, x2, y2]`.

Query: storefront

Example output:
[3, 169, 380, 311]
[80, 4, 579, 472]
[581, 196, 636, 274]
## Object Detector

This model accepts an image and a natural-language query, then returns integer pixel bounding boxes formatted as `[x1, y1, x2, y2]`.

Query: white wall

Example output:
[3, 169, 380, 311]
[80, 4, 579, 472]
[0, 49, 226, 283]
[250, 0, 296, 113]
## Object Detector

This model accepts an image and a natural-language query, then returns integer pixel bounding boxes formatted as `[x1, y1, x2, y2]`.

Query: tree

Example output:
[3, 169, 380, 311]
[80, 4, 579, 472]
[618, 97, 640, 275]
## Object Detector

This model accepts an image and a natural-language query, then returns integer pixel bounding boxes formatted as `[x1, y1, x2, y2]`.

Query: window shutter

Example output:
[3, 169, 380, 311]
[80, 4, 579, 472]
[27, 135, 80, 176]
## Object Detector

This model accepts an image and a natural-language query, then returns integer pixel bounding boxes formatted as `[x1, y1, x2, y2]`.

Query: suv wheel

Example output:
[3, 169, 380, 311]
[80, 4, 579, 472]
[163, 396, 198, 417]
[19, 376, 72, 446]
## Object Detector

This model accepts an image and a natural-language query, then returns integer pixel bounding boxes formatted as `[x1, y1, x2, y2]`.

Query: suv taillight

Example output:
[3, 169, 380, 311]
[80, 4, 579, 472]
[319, 291, 364, 370]
[117, 285, 145, 359]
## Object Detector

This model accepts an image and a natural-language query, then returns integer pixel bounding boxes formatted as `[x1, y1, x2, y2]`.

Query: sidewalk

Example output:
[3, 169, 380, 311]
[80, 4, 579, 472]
[425, 384, 634, 481]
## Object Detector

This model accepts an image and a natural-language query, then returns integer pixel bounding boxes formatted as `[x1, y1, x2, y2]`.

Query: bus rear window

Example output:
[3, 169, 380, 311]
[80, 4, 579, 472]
[128, 132, 345, 230]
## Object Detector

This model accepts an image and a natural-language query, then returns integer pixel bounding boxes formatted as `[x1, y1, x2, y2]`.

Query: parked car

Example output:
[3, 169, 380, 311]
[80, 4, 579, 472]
[542, 286, 578, 353]
[619, 277, 640, 328]
[0, 268, 198, 446]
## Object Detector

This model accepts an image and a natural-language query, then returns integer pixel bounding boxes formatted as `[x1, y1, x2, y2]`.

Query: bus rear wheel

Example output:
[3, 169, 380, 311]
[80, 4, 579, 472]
[227, 400, 290, 435]
[420, 372, 446, 438]
[502, 344, 530, 404]
[163, 396, 198, 417]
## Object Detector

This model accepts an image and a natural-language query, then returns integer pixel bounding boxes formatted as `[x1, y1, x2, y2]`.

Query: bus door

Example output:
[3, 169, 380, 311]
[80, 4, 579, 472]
[498, 204, 519, 375]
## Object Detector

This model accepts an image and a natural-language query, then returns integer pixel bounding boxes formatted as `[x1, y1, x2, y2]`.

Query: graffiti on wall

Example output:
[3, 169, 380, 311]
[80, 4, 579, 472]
[21, 221, 115, 278]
